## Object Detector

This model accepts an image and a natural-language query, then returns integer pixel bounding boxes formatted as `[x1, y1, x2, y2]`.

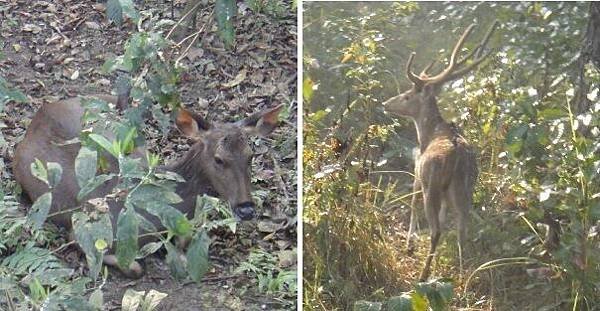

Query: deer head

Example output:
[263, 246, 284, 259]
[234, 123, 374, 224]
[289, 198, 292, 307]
[383, 22, 498, 119]
[174, 105, 283, 220]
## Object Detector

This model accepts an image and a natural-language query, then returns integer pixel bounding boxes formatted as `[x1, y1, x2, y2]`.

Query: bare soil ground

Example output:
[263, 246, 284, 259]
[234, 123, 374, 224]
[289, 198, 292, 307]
[0, 0, 297, 309]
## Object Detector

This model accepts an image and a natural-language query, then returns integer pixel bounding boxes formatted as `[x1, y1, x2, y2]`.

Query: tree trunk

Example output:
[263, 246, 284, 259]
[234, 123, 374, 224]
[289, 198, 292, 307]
[573, 2, 600, 114]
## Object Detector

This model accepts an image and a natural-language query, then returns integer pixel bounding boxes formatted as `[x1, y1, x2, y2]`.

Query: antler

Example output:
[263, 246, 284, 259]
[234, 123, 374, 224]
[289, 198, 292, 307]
[405, 21, 499, 87]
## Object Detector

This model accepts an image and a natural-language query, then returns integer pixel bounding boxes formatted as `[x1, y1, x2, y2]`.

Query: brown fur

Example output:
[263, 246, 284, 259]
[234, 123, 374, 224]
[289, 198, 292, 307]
[13, 95, 282, 277]
[383, 22, 496, 280]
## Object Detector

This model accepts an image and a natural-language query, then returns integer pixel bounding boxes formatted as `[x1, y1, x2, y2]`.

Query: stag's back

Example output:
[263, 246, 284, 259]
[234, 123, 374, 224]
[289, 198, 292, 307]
[417, 124, 477, 195]
[13, 96, 119, 228]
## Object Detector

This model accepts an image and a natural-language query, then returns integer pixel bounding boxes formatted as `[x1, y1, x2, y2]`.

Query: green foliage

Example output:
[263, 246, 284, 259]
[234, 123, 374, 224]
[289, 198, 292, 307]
[27, 192, 52, 231]
[236, 249, 297, 300]
[185, 231, 211, 282]
[106, 0, 140, 25]
[304, 1, 598, 310]
[304, 3, 418, 309]
[0, 192, 26, 253]
[121, 289, 168, 311]
[353, 280, 454, 311]
[72, 212, 113, 280]
[116, 205, 139, 271]
[0, 76, 27, 111]
[215, 0, 236, 49]
[103, 30, 180, 126]
[245, 0, 288, 18]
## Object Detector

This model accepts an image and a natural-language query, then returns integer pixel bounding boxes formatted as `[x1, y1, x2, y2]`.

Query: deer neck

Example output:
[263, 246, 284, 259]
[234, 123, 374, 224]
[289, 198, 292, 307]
[163, 148, 216, 211]
[413, 98, 446, 152]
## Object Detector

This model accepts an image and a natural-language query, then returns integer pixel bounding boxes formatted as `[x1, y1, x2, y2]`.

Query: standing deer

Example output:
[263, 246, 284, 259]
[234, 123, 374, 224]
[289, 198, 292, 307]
[13, 94, 282, 276]
[382, 22, 497, 280]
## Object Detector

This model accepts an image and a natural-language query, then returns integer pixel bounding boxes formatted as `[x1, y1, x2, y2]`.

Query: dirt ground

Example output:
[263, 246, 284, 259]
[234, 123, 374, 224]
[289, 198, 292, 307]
[0, 0, 297, 309]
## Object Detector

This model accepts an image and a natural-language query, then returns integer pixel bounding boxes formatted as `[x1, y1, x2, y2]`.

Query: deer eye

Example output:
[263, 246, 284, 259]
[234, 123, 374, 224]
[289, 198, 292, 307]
[214, 156, 224, 165]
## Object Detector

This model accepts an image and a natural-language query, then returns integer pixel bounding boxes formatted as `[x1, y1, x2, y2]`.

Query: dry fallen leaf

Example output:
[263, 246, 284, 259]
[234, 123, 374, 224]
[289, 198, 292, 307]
[85, 21, 101, 30]
[221, 69, 247, 89]
[23, 24, 42, 34]
[70, 70, 80, 80]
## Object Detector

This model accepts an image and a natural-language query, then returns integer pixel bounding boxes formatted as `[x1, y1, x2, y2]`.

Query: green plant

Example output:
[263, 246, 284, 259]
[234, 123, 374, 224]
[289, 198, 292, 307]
[354, 279, 454, 311]
[236, 249, 297, 300]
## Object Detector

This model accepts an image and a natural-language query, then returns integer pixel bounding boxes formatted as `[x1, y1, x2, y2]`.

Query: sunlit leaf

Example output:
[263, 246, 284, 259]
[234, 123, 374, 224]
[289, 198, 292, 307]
[72, 212, 113, 280]
[186, 231, 210, 283]
[28, 192, 52, 230]
[116, 204, 139, 270]
[75, 147, 98, 188]
[30, 158, 48, 186]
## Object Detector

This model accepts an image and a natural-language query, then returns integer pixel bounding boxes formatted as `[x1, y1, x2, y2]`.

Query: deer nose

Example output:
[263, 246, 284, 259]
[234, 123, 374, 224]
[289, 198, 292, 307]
[233, 202, 255, 220]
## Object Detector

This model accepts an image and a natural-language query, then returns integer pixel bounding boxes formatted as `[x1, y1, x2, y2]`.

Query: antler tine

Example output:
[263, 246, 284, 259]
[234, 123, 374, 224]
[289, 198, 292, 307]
[405, 52, 424, 87]
[422, 23, 476, 84]
[445, 20, 499, 82]
[420, 60, 437, 77]
[456, 20, 498, 67]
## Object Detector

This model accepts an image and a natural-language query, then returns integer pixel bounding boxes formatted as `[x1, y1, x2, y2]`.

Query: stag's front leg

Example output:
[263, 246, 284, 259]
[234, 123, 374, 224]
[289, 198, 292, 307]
[103, 254, 144, 278]
[419, 186, 442, 281]
[406, 178, 422, 254]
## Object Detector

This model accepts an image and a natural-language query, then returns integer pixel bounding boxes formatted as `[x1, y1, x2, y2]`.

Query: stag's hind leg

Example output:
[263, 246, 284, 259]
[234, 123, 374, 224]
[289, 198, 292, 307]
[419, 186, 442, 281]
[446, 180, 472, 280]
[406, 179, 422, 253]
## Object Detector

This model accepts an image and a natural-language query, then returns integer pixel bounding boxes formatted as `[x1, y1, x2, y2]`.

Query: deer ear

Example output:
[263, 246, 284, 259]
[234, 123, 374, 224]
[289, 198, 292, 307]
[175, 108, 211, 138]
[239, 104, 284, 137]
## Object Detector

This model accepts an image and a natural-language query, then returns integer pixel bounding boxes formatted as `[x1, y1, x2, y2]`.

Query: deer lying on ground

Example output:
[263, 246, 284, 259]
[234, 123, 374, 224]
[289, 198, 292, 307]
[382, 22, 497, 281]
[13, 94, 282, 276]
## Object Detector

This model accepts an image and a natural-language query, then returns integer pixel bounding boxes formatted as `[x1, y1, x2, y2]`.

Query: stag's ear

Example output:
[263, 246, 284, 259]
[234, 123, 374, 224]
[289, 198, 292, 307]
[175, 108, 211, 138]
[239, 104, 284, 137]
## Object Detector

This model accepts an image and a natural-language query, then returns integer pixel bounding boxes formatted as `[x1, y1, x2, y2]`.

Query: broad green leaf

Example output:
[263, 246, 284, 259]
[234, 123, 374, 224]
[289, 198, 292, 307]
[186, 231, 211, 283]
[46, 162, 62, 188]
[164, 241, 187, 280]
[106, 0, 124, 25]
[505, 124, 528, 155]
[77, 174, 114, 201]
[415, 279, 453, 310]
[75, 147, 98, 188]
[88, 288, 103, 308]
[30, 158, 48, 185]
[89, 133, 118, 157]
[116, 205, 139, 270]
[106, 0, 139, 25]
[119, 156, 144, 180]
[384, 294, 413, 311]
[120, 0, 140, 24]
[72, 212, 113, 280]
[129, 184, 183, 205]
[102, 55, 123, 73]
[215, 0, 236, 48]
[28, 192, 52, 230]
[410, 291, 428, 311]
[122, 289, 144, 311]
[138, 202, 191, 237]
[538, 107, 566, 120]
[303, 77, 314, 103]
[138, 241, 163, 258]
[140, 289, 168, 311]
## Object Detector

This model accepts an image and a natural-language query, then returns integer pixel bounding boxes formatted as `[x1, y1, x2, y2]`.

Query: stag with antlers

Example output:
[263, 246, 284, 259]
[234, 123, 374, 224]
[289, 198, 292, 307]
[383, 22, 498, 281]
